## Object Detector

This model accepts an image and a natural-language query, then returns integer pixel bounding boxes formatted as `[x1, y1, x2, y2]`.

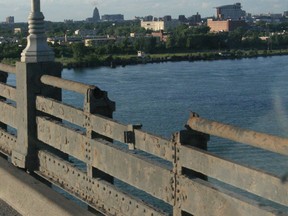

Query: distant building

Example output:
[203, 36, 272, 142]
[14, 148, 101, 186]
[284, 11, 288, 18]
[216, 3, 246, 20]
[178, 15, 187, 22]
[207, 19, 247, 32]
[14, 28, 22, 34]
[6, 16, 14, 24]
[75, 29, 97, 36]
[86, 7, 101, 23]
[141, 20, 180, 31]
[64, 19, 74, 24]
[85, 36, 116, 47]
[144, 15, 153, 21]
[188, 12, 202, 24]
[93, 7, 100, 21]
[163, 15, 172, 22]
[102, 14, 124, 22]
[151, 30, 169, 42]
[253, 14, 283, 23]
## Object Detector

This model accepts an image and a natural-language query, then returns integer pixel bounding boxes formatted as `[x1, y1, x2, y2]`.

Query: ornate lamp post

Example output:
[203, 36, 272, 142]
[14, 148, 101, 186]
[13, 0, 61, 169]
[21, 0, 54, 63]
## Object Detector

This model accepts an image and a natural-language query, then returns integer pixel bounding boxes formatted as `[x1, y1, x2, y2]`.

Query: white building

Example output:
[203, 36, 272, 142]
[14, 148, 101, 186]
[141, 20, 180, 31]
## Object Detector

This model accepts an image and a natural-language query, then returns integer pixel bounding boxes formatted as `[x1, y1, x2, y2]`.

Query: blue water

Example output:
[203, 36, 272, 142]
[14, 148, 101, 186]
[62, 56, 288, 212]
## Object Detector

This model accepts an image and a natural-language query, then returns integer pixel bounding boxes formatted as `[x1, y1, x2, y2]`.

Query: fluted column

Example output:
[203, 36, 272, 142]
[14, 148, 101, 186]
[21, 0, 54, 63]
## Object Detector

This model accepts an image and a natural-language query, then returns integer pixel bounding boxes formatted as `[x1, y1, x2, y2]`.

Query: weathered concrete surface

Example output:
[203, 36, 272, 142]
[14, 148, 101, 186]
[0, 198, 21, 216]
[0, 157, 95, 216]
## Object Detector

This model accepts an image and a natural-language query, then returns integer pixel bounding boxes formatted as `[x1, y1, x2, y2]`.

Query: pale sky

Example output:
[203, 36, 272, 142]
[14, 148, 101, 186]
[0, 0, 287, 22]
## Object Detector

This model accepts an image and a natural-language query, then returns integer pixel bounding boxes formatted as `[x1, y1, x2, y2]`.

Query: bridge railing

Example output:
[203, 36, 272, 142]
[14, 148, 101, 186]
[0, 64, 17, 157]
[0, 63, 287, 215]
[36, 74, 288, 215]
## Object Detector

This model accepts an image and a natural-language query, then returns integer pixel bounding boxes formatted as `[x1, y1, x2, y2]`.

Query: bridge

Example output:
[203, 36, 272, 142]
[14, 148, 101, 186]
[0, 1, 287, 215]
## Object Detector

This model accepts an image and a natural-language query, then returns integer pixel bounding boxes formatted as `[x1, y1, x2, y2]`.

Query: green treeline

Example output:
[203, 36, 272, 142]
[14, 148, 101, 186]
[1, 21, 288, 67]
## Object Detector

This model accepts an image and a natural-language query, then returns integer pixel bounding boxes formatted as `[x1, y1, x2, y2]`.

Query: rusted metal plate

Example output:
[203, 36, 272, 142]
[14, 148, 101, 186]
[37, 117, 87, 162]
[90, 138, 174, 204]
[36, 117, 174, 204]
[0, 83, 16, 101]
[36, 96, 85, 126]
[90, 114, 174, 161]
[90, 114, 127, 143]
[0, 129, 16, 157]
[0, 64, 16, 74]
[37, 150, 168, 216]
[36, 97, 174, 162]
[178, 176, 285, 216]
[179, 145, 288, 206]
[0, 101, 17, 129]
[187, 115, 288, 156]
[134, 130, 174, 162]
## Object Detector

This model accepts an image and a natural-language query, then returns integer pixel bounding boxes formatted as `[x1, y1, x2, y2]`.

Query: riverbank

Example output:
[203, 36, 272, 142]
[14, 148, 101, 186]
[58, 49, 288, 69]
[1, 49, 287, 69]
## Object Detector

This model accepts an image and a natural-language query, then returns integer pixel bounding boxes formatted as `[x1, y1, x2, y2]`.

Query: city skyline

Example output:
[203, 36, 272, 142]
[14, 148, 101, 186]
[0, 0, 287, 22]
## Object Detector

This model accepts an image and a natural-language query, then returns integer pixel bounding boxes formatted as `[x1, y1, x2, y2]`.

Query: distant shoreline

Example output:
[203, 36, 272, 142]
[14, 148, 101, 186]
[59, 49, 288, 69]
[2, 49, 288, 69]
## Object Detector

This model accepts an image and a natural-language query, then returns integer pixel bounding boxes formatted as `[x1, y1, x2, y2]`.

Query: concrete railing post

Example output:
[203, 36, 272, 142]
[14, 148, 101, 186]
[11, 0, 62, 169]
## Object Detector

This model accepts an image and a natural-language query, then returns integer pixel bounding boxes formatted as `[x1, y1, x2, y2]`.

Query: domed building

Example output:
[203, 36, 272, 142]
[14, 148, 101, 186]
[86, 7, 100, 23]
[92, 7, 100, 21]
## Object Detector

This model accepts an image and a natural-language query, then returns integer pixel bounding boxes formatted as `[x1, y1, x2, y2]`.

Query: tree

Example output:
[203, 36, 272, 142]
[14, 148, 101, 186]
[71, 43, 86, 60]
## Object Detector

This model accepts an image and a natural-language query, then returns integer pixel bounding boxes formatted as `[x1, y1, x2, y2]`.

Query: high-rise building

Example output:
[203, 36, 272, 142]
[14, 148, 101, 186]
[6, 16, 14, 24]
[188, 12, 202, 23]
[216, 3, 246, 20]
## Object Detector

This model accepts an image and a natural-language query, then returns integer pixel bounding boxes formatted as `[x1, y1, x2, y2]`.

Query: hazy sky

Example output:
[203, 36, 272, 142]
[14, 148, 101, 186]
[0, 0, 287, 22]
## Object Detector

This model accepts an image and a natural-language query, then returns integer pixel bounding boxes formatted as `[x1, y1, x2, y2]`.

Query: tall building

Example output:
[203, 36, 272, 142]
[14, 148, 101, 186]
[6, 16, 14, 24]
[216, 3, 246, 20]
[188, 12, 202, 24]
[86, 7, 100, 23]
[92, 7, 100, 21]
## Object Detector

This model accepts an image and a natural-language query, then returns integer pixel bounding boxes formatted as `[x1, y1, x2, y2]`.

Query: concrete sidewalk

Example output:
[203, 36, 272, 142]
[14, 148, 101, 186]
[0, 157, 95, 216]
